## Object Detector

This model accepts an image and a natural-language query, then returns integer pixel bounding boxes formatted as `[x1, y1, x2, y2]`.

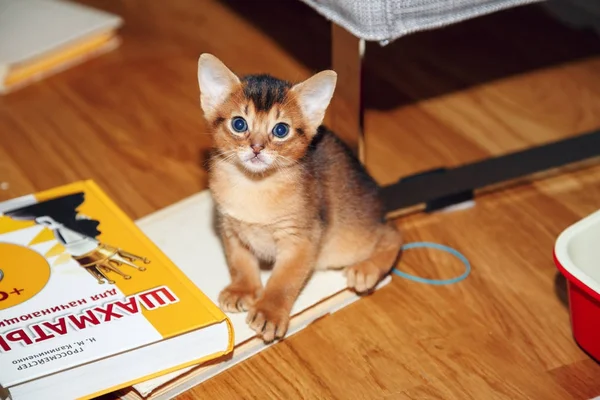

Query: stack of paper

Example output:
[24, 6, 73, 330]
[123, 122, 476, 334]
[0, 0, 122, 94]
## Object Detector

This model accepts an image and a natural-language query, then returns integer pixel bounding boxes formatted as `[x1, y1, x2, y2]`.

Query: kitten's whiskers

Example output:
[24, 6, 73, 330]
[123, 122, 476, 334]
[206, 150, 238, 172]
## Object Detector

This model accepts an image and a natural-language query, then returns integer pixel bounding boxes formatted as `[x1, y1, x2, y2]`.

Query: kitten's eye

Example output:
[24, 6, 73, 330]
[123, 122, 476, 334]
[231, 117, 247, 133]
[272, 123, 289, 139]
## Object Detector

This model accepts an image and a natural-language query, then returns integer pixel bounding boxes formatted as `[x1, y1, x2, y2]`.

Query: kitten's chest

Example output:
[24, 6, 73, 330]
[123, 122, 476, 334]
[210, 169, 299, 224]
[235, 222, 278, 262]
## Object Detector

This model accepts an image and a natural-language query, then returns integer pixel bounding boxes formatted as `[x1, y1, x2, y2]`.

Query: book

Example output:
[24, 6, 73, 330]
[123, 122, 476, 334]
[116, 189, 392, 400]
[0, 0, 122, 94]
[0, 181, 233, 400]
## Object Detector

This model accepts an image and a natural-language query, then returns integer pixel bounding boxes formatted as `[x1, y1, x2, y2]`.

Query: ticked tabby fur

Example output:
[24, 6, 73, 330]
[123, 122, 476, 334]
[197, 54, 402, 343]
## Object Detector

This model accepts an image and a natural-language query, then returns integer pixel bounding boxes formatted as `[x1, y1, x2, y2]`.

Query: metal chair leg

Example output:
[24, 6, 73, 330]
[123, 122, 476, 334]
[330, 23, 366, 163]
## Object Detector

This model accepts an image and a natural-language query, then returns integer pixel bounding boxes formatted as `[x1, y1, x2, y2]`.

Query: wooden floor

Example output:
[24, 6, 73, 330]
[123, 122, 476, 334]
[2, 0, 600, 398]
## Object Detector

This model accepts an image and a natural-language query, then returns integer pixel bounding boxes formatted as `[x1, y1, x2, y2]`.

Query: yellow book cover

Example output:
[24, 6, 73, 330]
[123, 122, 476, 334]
[0, 181, 233, 400]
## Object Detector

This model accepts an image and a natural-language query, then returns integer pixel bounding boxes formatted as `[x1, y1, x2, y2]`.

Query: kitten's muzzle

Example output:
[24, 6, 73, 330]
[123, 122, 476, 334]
[239, 146, 273, 173]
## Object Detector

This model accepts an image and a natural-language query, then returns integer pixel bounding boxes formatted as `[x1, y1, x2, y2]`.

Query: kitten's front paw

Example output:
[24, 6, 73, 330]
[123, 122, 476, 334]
[218, 284, 260, 313]
[346, 262, 382, 294]
[246, 300, 290, 343]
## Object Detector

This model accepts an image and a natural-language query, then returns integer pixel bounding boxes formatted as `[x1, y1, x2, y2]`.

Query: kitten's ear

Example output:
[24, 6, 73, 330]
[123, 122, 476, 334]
[291, 70, 337, 128]
[197, 53, 240, 117]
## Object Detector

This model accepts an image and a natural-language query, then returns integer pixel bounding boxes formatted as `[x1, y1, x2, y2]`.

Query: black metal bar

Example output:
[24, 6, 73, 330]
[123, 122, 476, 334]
[380, 129, 600, 215]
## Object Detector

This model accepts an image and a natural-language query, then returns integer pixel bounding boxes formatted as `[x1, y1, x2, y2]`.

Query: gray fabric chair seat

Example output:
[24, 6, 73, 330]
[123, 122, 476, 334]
[299, 0, 543, 44]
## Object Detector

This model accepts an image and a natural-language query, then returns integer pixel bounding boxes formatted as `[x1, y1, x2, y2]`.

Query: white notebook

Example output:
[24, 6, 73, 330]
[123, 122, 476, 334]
[0, 0, 122, 93]
[121, 190, 392, 400]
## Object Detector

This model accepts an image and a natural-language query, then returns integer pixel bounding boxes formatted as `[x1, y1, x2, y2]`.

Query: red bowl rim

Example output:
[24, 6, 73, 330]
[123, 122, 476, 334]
[553, 210, 600, 302]
[554, 250, 600, 302]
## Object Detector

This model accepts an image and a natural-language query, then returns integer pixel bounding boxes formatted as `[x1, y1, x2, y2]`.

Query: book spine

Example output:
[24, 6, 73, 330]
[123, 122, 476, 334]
[0, 65, 7, 94]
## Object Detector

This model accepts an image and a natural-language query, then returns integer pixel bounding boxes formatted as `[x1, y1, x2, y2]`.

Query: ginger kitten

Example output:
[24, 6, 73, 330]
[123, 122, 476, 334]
[197, 54, 402, 343]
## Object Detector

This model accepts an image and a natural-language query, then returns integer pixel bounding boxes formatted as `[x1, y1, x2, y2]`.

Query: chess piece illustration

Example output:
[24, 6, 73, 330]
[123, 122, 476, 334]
[2, 192, 150, 284]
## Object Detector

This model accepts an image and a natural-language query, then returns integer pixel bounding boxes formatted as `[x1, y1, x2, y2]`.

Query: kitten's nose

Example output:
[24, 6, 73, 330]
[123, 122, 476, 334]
[251, 144, 264, 154]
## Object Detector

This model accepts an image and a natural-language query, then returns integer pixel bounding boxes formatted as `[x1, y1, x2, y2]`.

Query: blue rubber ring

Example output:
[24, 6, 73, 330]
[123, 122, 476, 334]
[392, 242, 471, 285]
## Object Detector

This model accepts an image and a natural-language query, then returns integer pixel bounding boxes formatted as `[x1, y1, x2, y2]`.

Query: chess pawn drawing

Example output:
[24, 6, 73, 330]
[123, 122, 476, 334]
[35, 216, 150, 284]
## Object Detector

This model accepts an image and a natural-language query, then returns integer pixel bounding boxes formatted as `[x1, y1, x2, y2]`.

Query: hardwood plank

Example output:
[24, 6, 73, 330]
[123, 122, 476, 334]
[549, 359, 600, 399]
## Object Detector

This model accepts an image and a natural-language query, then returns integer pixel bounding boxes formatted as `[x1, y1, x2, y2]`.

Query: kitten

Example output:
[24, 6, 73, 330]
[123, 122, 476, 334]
[197, 54, 402, 343]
